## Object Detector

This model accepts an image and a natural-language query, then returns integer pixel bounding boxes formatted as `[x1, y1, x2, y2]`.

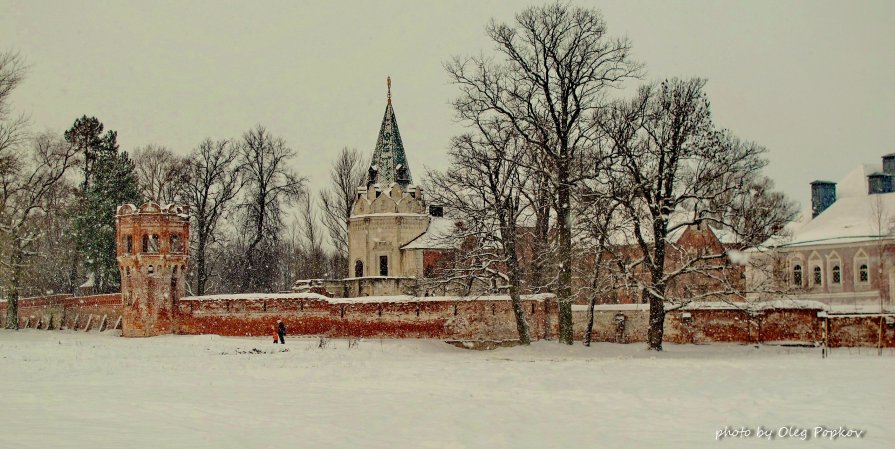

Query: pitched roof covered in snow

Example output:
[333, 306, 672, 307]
[402, 216, 461, 250]
[772, 164, 895, 248]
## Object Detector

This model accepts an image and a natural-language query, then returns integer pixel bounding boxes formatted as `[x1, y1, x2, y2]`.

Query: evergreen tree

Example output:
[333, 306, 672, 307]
[64, 115, 117, 189]
[74, 151, 141, 292]
[65, 116, 141, 293]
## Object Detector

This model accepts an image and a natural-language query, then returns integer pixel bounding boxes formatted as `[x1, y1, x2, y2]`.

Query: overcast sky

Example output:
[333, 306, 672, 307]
[2, 0, 893, 210]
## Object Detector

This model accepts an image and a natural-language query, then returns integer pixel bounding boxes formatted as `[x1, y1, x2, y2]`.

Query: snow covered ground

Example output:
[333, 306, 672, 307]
[1, 330, 892, 449]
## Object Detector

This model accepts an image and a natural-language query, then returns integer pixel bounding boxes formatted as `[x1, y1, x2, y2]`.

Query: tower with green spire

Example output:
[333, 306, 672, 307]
[367, 76, 412, 188]
[346, 77, 430, 297]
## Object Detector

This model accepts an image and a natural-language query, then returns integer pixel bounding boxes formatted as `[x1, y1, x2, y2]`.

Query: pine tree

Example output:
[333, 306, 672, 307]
[65, 117, 142, 293]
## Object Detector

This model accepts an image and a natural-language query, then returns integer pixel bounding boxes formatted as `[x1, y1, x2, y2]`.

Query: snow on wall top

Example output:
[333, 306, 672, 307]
[180, 292, 555, 304]
[180, 292, 331, 302]
[327, 293, 555, 304]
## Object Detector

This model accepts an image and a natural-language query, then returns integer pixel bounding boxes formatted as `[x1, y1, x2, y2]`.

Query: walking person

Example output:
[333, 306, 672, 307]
[277, 319, 286, 344]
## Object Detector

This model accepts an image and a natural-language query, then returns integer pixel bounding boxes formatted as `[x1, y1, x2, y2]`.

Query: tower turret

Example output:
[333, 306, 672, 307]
[347, 78, 429, 296]
[367, 76, 413, 188]
[116, 202, 189, 337]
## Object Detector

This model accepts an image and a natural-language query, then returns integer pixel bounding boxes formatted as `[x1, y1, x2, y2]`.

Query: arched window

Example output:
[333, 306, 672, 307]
[169, 234, 182, 253]
[354, 260, 364, 278]
[143, 234, 159, 253]
[813, 266, 822, 286]
[832, 265, 841, 284]
[859, 264, 869, 283]
[792, 264, 802, 286]
[125, 235, 133, 254]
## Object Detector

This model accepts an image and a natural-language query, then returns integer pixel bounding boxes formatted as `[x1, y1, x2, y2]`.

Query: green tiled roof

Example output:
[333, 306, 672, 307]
[368, 78, 412, 188]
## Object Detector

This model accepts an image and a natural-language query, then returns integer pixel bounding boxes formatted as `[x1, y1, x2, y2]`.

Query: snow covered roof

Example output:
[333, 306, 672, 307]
[771, 164, 895, 248]
[607, 208, 736, 246]
[402, 216, 461, 250]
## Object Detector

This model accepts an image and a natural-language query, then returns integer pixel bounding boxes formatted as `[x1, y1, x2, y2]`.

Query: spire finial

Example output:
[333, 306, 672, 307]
[387, 76, 392, 105]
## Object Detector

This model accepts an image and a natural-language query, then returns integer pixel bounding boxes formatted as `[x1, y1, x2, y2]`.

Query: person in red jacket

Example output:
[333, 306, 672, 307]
[273, 325, 279, 344]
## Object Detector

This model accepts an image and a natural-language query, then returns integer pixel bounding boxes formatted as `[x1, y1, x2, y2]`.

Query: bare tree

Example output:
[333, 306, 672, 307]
[133, 144, 189, 204]
[298, 192, 327, 280]
[427, 118, 533, 344]
[1, 133, 78, 329]
[446, 3, 641, 343]
[183, 139, 242, 295]
[237, 125, 305, 292]
[574, 189, 626, 346]
[0, 51, 27, 160]
[319, 147, 366, 277]
[600, 78, 785, 350]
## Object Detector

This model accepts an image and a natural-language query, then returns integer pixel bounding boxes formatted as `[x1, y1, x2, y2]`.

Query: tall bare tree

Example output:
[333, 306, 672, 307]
[446, 3, 641, 343]
[1, 133, 78, 329]
[237, 125, 305, 292]
[0, 51, 27, 161]
[298, 192, 327, 280]
[183, 139, 242, 295]
[600, 78, 789, 350]
[319, 147, 366, 277]
[428, 118, 533, 344]
[133, 144, 189, 204]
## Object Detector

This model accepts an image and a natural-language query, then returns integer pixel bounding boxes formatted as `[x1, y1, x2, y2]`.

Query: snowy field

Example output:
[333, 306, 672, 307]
[1, 330, 892, 449]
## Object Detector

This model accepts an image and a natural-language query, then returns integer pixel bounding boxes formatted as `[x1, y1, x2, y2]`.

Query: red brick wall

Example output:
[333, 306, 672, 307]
[175, 295, 553, 341]
[5, 291, 893, 347]
[0, 293, 123, 330]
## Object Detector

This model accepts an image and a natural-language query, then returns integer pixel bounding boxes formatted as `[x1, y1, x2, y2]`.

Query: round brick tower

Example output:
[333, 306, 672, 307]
[116, 202, 189, 337]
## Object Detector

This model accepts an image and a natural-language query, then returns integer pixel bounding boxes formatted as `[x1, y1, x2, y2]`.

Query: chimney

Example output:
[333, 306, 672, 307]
[428, 205, 444, 217]
[810, 181, 836, 218]
[867, 172, 893, 194]
[883, 153, 895, 175]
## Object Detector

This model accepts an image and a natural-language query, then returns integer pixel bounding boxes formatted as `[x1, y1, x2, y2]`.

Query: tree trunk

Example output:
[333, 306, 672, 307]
[501, 221, 531, 345]
[584, 294, 596, 347]
[556, 177, 574, 345]
[195, 231, 208, 295]
[530, 182, 551, 292]
[646, 288, 666, 351]
[5, 247, 24, 330]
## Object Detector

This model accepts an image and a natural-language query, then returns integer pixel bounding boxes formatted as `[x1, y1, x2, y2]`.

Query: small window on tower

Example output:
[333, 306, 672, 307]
[125, 235, 133, 254]
[147, 235, 160, 253]
[379, 256, 388, 276]
[170, 234, 182, 253]
[354, 260, 364, 278]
